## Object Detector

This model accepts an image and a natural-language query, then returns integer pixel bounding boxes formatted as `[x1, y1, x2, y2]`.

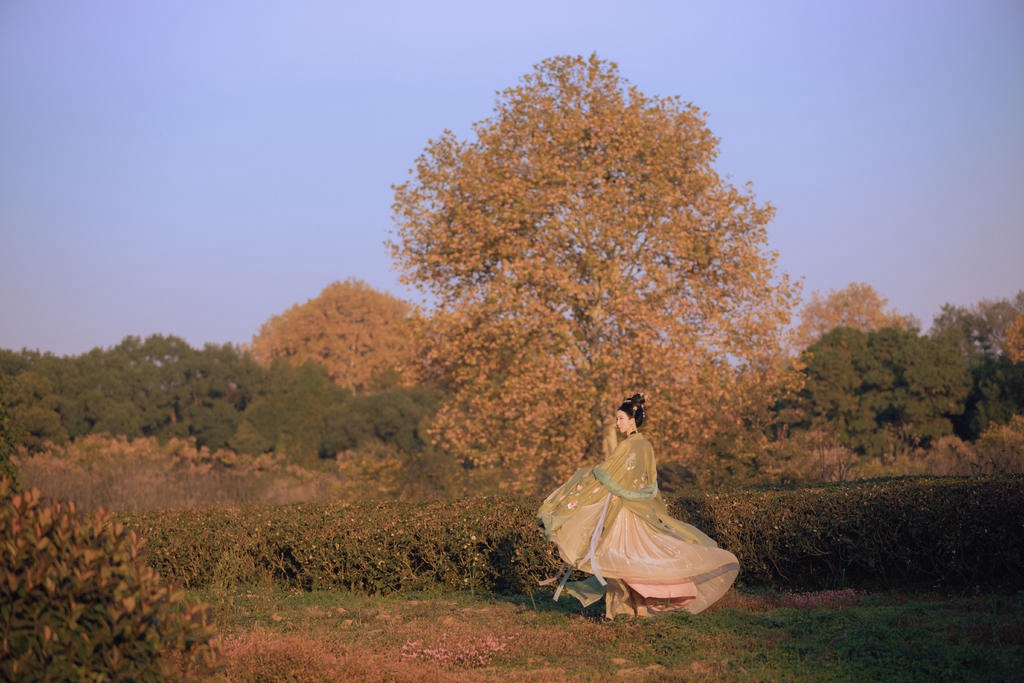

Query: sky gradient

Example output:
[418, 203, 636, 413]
[2, 1, 1022, 356]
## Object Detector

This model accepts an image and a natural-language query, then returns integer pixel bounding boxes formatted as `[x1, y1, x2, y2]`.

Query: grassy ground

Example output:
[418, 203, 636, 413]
[185, 585, 1024, 682]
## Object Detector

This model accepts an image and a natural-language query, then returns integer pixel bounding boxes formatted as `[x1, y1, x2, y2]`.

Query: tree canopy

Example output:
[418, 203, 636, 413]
[929, 291, 1024, 363]
[1006, 314, 1024, 364]
[390, 54, 798, 491]
[790, 282, 912, 352]
[249, 279, 418, 394]
[0, 335, 442, 470]
[786, 327, 970, 455]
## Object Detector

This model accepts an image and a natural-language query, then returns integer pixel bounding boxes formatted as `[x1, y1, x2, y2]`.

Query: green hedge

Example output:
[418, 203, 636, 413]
[120, 476, 1024, 595]
[688, 476, 1024, 591]
[121, 497, 554, 595]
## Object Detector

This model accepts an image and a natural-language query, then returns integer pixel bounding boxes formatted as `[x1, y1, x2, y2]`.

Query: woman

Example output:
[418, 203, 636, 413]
[537, 394, 739, 618]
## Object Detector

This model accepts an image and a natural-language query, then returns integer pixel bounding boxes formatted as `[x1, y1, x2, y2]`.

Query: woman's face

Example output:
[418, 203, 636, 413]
[615, 410, 637, 435]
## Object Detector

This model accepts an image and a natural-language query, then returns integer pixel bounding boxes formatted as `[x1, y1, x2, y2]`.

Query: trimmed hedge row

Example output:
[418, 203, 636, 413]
[120, 476, 1024, 595]
[687, 476, 1024, 591]
[121, 496, 554, 595]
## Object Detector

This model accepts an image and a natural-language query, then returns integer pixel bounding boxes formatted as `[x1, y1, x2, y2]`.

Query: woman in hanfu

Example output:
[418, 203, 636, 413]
[537, 394, 739, 618]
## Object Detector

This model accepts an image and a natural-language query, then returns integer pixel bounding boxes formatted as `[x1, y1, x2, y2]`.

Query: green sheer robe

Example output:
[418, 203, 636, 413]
[537, 433, 739, 617]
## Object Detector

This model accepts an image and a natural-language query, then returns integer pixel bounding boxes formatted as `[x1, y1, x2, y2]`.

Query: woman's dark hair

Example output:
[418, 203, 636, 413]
[617, 393, 646, 428]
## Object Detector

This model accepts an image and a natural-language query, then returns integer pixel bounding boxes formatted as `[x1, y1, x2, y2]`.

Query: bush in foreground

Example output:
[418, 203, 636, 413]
[0, 479, 217, 680]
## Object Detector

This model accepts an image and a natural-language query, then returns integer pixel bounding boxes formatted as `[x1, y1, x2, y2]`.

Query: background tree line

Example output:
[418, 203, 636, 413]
[2, 281, 1021, 499]
[767, 287, 1024, 484]
[0, 281, 442, 475]
[3, 55, 1022, 501]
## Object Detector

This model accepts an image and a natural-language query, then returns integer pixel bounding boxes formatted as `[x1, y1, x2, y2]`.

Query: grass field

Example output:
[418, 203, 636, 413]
[190, 586, 1024, 682]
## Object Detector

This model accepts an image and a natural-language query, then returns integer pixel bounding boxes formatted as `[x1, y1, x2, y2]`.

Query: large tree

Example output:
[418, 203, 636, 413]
[390, 54, 798, 491]
[249, 279, 418, 394]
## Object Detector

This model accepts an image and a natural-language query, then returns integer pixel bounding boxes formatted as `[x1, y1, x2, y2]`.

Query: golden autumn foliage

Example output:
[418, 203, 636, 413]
[1006, 314, 1024, 364]
[249, 279, 418, 394]
[390, 54, 799, 492]
[790, 282, 912, 353]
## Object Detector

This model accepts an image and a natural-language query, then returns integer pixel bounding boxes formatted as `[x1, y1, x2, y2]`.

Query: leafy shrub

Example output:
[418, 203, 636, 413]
[701, 476, 1024, 590]
[120, 476, 1024, 596]
[122, 496, 555, 596]
[975, 414, 1024, 473]
[0, 479, 217, 680]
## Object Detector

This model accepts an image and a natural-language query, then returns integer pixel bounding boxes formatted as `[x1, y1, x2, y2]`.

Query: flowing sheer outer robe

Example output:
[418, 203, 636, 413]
[538, 433, 739, 615]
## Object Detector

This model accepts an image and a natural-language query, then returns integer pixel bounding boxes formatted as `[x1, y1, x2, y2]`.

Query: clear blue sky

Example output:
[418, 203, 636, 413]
[2, 1, 1022, 356]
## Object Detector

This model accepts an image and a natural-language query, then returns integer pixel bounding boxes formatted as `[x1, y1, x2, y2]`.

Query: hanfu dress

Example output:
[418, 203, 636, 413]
[537, 433, 739, 617]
